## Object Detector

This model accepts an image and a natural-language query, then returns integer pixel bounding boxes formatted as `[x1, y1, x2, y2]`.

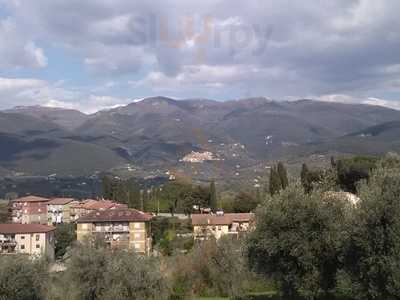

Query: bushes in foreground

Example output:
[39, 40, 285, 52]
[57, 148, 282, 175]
[248, 155, 400, 300]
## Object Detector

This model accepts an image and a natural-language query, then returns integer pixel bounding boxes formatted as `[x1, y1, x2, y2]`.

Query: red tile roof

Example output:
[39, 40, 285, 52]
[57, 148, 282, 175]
[76, 208, 152, 223]
[191, 213, 255, 226]
[0, 224, 55, 234]
[12, 196, 50, 203]
[48, 198, 75, 205]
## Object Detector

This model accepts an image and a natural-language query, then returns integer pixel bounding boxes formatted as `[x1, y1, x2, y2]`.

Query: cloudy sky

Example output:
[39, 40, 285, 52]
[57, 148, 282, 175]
[0, 0, 400, 113]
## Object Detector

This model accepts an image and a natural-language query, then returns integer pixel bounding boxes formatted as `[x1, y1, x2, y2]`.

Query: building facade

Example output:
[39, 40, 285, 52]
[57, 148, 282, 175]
[192, 212, 255, 240]
[76, 208, 152, 255]
[11, 196, 50, 225]
[0, 224, 55, 259]
[47, 198, 75, 225]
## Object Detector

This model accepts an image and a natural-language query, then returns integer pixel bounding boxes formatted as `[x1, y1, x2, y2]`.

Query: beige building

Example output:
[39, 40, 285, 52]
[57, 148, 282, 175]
[0, 224, 55, 259]
[11, 196, 50, 224]
[192, 212, 255, 240]
[76, 208, 153, 255]
[47, 198, 75, 225]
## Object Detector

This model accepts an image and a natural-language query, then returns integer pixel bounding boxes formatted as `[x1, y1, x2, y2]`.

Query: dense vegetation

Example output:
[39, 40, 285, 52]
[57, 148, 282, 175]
[1, 154, 400, 299]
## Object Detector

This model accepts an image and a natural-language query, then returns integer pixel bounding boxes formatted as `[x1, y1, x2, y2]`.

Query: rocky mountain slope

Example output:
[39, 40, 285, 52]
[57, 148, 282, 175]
[2, 97, 400, 177]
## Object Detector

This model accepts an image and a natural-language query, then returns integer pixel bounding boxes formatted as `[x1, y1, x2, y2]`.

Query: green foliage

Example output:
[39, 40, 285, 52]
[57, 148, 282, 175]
[336, 156, 378, 193]
[209, 181, 218, 210]
[268, 166, 282, 196]
[277, 162, 288, 189]
[0, 201, 10, 223]
[54, 223, 76, 259]
[343, 155, 400, 299]
[49, 239, 169, 300]
[0, 256, 48, 300]
[232, 191, 260, 213]
[248, 183, 349, 299]
[169, 238, 253, 299]
[151, 216, 193, 255]
[301, 164, 339, 193]
[101, 176, 142, 208]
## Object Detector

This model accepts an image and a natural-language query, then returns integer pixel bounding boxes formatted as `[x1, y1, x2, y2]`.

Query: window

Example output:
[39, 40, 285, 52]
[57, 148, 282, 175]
[21, 245, 25, 250]
[134, 243, 140, 249]
[36, 245, 40, 249]
[36, 235, 40, 241]
[218, 226, 222, 231]
[134, 223, 141, 229]
[21, 236, 25, 240]
[81, 224, 88, 230]
[134, 233, 141, 239]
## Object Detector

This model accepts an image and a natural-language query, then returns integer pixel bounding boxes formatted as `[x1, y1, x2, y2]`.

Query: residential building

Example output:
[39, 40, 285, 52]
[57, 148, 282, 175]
[47, 198, 75, 225]
[11, 196, 50, 224]
[76, 208, 152, 254]
[0, 223, 55, 259]
[192, 212, 255, 240]
[70, 199, 127, 221]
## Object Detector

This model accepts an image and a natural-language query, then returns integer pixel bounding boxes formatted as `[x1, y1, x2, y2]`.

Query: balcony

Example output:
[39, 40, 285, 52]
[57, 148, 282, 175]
[0, 239, 17, 247]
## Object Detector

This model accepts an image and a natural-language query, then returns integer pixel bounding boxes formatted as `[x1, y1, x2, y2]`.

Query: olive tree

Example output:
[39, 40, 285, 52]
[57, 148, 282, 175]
[247, 183, 349, 299]
[344, 156, 400, 299]
[49, 238, 169, 300]
[0, 256, 48, 300]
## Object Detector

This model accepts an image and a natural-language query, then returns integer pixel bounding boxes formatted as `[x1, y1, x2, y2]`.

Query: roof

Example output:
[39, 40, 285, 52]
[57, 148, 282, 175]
[0, 224, 55, 234]
[192, 213, 255, 226]
[48, 198, 75, 205]
[76, 208, 153, 223]
[70, 199, 127, 211]
[12, 196, 50, 203]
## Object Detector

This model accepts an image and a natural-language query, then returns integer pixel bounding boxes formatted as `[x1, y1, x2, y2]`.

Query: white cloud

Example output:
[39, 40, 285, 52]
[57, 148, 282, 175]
[2, 0, 400, 108]
[0, 19, 47, 69]
[0, 77, 128, 114]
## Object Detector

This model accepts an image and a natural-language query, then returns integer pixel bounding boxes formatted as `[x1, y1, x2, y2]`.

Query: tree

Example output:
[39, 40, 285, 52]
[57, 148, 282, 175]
[336, 156, 378, 193]
[232, 191, 259, 213]
[169, 238, 252, 299]
[0, 256, 48, 300]
[300, 163, 311, 192]
[209, 180, 217, 210]
[269, 166, 282, 196]
[50, 238, 169, 300]
[277, 162, 289, 189]
[54, 223, 76, 259]
[248, 183, 348, 299]
[344, 156, 400, 299]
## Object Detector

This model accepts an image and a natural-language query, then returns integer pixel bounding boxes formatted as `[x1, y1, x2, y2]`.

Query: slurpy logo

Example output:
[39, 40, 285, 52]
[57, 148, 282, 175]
[131, 14, 273, 63]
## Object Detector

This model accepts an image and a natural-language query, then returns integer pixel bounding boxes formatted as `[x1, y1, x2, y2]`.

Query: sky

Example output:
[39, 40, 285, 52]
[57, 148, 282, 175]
[0, 0, 400, 113]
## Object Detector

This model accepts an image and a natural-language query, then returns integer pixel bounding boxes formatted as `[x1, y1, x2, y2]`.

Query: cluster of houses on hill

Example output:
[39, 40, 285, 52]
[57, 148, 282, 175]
[0, 195, 256, 259]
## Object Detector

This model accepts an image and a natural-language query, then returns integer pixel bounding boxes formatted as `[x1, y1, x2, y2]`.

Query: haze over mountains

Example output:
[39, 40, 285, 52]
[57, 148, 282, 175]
[1, 97, 400, 178]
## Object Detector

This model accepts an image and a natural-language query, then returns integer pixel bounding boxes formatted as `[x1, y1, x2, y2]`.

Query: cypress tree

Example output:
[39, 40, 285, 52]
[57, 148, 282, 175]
[269, 166, 282, 196]
[209, 180, 217, 210]
[277, 162, 289, 189]
[300, 163, 311, 193]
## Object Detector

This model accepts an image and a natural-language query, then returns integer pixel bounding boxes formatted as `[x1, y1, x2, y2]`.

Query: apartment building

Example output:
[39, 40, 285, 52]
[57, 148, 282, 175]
[47, 198, 75, 225]
[70, 199, 127, 221]
[76, 208, 152, 254]
[0, 223, 55, 259]
[11, 196, 50, 225]
[192, 212, 255, 240]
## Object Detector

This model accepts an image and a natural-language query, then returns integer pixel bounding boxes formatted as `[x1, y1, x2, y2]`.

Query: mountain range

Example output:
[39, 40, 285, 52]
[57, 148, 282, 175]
[1, 97, 400, 179]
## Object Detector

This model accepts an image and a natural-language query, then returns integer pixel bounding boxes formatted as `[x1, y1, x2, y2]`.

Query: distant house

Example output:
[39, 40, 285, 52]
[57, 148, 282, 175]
[76, 208, 153, 255]
[191, 212, 255, 240]
[0, 223, 55, 259]
[70, 199, 127, 221]
[11, 196, 50, 225]
[47, 198, 75, 225]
